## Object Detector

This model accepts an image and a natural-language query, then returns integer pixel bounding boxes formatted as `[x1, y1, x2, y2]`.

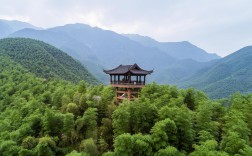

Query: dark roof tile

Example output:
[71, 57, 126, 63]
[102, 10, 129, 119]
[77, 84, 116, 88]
[104, 63, 153, 75]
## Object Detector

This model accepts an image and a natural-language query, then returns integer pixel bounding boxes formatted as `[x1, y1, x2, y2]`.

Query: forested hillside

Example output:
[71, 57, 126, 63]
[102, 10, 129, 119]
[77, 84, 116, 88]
[0, 38, 99, 84]
[181, 46, 252, 98]
[1, 54, 252, 155]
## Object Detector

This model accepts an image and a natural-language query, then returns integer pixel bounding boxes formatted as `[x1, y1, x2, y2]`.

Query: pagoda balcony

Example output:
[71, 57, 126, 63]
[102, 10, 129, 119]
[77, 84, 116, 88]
[111, 80, 145, 85]
[110, 81, 145, 88]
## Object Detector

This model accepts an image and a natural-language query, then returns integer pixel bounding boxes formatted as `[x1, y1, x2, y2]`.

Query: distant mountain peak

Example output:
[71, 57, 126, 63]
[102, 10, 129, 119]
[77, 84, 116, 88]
[63, 23, 92, 28]
[0, 19, 41, 38]
[125, 34, 220, 62]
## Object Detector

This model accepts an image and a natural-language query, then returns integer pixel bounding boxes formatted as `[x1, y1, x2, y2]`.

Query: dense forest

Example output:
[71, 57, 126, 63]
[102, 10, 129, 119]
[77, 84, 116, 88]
[1, 52, 252, 156]
[0, 38, 99, 85]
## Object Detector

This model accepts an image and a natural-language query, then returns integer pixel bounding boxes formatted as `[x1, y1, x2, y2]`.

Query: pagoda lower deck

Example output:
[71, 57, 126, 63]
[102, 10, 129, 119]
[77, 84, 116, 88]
[111, 81, 145, 88]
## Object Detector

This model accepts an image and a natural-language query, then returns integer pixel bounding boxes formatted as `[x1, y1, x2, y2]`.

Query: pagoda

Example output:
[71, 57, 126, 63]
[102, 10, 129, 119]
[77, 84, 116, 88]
[103, 63, 153, 101]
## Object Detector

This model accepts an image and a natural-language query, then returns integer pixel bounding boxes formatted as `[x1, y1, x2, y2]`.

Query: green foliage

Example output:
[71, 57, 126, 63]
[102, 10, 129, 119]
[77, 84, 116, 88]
[183, 88, 197, 110]
[99, 118, 113, 150]
[220, 132, 243, 154]
[112, 104, 130, 136]
[0, 55, 110, 155]
[66, 103, 80, 115]
[156, 146, 184, 156]
[79, 138, 98, 156]
[43, 109, 64, 137]
[195, 102, 219, 140]
[129, 99, 158, 133]
[0, 140, 20, 156]
[113, 133, 153, 156]
[151, 118, 177, 151]
[132, 134, 153, 155]
[190, 140, 229, 156]
[1, 55, 252, 155]
[66, 150, 89, 156]
[21, 136, 38, 149]
[78, 80, 87, 93]
[76, 108, 98, 139]
[36, 136, 56, 156]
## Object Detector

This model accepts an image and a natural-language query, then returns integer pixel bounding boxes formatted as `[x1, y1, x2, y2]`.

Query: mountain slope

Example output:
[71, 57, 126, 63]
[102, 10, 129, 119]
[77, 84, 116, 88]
[0, 38, 99, 84]
[156, 59, 217, 84]
[125, 34, 220, 62]
[181, 46, 252, 98]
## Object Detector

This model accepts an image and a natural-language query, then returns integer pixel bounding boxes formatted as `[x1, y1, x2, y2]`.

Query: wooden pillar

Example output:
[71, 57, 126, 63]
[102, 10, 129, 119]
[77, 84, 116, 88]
[110, 75, 112, 84]
[128, 88, 131, 100]
[136, 76, 138, 83]
[115, 87, 118, 101]
[144, 75, 146, 85]
[118, 75, 120, 84]
[140, 76, 142, 84]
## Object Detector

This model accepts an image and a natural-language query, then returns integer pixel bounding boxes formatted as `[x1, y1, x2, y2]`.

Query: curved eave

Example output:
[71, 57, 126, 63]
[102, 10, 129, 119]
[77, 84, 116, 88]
[130, 69, 153, 75]
[103, 69, 113, 74]
[103, 64, 123, 74]
[103, 70, 128, 75]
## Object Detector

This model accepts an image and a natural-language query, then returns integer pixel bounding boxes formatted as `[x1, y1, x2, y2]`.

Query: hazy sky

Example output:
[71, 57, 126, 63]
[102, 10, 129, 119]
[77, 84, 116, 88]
[1, 0, 252, 56]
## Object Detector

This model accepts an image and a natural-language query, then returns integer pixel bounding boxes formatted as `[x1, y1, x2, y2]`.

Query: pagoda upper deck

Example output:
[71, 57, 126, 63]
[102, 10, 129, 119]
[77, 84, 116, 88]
[104, 63, 153, 86]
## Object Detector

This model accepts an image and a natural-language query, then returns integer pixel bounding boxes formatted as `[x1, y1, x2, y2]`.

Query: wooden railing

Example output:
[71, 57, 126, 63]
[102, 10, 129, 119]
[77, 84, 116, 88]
[111, 81, 145, 85]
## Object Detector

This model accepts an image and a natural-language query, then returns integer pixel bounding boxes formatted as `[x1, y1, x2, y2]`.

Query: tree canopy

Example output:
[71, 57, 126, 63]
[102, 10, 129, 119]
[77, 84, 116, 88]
[1, 52, 252, 155]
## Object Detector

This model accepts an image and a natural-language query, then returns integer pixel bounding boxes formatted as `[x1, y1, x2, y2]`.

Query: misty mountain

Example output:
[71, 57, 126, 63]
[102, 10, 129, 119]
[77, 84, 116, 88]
[8, 22, 218, 84]
[10, 23, 177, 83]
[47, 24, 217, 84]
[124, 34, 220, 62]
[0, 21, 12, 38]
[0, 19, 40, 38]
[181, 46, 252, 98]
[48, 24, 175, 69]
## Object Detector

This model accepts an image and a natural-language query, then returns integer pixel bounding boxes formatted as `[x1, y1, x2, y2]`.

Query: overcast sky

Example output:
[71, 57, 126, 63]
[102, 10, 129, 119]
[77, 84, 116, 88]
[1, 0, 252, 56]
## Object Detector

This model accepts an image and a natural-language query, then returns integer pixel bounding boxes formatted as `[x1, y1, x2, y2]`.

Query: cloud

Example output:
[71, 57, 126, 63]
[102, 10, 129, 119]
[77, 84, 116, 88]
[0, 0, 252, 56]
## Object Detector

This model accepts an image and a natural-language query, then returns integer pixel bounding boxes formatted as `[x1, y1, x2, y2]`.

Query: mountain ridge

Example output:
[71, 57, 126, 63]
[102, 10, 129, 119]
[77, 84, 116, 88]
[124, 33, 220, 62]
[0, 19, 40, 38]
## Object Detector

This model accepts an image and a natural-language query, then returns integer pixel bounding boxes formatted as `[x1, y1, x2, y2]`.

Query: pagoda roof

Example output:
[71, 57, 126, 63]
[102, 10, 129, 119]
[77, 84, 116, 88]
[103, 63, 153, 75]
